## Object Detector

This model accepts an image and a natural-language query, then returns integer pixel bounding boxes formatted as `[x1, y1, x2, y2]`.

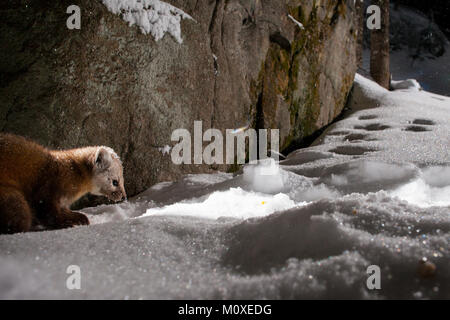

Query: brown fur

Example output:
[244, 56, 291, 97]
[0, 133, 126, 234]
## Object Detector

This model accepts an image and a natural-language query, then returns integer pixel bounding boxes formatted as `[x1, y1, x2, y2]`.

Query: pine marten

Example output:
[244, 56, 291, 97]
[0, 133, 126, 234]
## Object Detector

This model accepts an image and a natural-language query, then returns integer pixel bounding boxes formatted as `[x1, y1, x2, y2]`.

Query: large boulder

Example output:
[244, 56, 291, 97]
[0, 0, 357, 199]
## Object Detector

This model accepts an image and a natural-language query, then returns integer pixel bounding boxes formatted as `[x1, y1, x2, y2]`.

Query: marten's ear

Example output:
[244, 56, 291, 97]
[94, 147, 112, 170]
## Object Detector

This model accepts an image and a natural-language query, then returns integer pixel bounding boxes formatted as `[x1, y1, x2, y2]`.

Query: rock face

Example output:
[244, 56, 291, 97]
[0, 0, 357, 199]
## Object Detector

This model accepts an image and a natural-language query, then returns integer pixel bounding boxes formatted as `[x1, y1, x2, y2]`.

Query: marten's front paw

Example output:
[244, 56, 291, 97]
[55, 211, 90, 228]
[69, 211, 90, 226]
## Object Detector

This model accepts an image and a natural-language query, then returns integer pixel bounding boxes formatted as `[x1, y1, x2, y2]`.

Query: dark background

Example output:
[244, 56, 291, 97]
[392, 0, 450, 37]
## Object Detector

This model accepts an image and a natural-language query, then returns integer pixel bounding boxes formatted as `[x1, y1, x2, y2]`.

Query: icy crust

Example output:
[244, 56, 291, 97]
[101, 0, 193, 43]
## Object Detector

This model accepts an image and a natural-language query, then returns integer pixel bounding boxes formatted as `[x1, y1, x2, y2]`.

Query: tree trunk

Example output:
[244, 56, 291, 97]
[370, 0, 390, 89]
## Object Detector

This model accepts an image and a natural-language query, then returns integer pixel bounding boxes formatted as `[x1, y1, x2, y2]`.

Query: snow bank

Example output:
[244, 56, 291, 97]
[220, 192, 449, 299]
[101, 0, 193, 43]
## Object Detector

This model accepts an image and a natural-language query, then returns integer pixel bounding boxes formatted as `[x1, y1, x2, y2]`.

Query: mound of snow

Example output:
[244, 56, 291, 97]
[142, 187, 304, 220]
[391, 79, 422, 91]
[243, 158, 285, 194]
[391, 166, 450, 208]
[220, 191, 450, 299]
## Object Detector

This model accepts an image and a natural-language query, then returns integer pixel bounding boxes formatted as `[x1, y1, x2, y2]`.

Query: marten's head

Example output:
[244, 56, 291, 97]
[91, 147, 126, 202]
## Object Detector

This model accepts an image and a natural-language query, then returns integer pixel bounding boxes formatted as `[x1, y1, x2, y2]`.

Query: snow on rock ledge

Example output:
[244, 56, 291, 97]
[101, 0, 193, 43]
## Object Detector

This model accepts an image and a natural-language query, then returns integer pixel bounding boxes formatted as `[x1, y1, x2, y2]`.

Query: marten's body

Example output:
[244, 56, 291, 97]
[0, 133, 126, 234]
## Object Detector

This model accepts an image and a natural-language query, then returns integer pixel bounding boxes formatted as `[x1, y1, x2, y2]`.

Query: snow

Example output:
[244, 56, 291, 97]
[1, 74, 449, 299]
[184, 172, 232, 185]
[243, 158, 285, 194]
[142, 187, 303, 220]
[391, 166, 450, 208]
[101, 0, 193, 43]
[391, 79, 422, 91]
[388, 49, 450, 96]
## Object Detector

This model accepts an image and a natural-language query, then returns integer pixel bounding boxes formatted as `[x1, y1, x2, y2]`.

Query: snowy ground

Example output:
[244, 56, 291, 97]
[0, 74, 449, 299]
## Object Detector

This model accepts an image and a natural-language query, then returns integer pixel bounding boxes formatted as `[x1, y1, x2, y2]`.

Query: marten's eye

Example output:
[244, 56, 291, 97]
[112, 180, 119, 187]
